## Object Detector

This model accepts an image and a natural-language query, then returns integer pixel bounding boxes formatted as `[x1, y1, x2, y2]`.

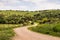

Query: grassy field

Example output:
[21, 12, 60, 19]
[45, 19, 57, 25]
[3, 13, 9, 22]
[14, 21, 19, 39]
[0, 10, 38, 40]
[0, 10, 60, 40]
[0, 10, 38, 16]
[28, 23, 60, 37]
[0, 24, 21, 40]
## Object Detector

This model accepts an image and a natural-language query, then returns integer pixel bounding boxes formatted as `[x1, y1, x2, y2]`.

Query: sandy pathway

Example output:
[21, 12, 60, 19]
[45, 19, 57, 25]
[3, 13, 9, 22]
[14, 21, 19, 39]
[12, 24, 60, 40]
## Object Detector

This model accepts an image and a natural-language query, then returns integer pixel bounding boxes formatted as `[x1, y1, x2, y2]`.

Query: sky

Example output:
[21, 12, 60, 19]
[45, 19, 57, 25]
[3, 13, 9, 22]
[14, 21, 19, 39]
[0, 0, 60, 11]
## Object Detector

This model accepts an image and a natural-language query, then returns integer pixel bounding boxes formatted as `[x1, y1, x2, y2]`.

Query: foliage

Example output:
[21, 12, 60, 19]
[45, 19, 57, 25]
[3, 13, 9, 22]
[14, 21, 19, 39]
[28, 23, 60, 37]
[0, 10, 60, 24]
[0, 24, 21, 40]
[0, 9, 60, 40]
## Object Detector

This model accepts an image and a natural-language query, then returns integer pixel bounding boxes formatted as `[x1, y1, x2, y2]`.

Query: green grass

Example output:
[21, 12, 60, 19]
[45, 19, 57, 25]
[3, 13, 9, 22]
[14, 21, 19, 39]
[28, 23, 60, 37]
[0, 10, 38, 16]
[0, 24, 21, 40]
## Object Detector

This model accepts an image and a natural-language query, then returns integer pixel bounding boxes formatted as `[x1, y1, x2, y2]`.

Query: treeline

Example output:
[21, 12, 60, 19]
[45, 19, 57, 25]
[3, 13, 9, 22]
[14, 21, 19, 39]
[0, 10, 60, 24]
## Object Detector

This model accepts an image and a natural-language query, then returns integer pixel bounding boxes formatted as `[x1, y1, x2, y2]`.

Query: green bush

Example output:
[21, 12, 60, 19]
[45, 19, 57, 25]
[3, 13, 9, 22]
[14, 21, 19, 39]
[53, 24, 60, 32]
[28, 23, 60, 37]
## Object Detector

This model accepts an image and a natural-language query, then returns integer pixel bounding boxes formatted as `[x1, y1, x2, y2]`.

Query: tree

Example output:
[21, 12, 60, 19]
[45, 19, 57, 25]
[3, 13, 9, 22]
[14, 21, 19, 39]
[0, 14, 5, 23]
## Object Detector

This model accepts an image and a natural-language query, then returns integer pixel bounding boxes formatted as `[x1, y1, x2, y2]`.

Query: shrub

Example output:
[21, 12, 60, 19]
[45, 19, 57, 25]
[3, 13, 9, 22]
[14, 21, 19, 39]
[28, 23, 60, 37]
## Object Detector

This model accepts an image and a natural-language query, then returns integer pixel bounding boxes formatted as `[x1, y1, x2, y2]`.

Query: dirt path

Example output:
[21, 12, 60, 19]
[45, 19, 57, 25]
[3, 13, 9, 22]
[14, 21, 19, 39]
[12, 24, 60, 40]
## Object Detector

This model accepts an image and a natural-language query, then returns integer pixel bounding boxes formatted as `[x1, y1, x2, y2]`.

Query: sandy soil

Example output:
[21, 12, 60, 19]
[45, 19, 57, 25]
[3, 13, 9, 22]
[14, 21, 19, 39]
[12, 24, 60, 40]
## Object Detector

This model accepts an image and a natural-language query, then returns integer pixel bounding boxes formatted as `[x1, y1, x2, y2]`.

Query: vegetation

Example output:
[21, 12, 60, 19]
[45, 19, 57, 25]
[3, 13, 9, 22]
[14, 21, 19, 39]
[0, 10, 60, 24]
[0, 24, 21, 40]
[28, 23, 60, 37]
[0, 9, 60, 40]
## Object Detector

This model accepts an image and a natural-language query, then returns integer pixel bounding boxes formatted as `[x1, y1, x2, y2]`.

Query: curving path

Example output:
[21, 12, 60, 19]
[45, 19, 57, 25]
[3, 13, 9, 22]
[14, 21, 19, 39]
[12, 24, 60, 40]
